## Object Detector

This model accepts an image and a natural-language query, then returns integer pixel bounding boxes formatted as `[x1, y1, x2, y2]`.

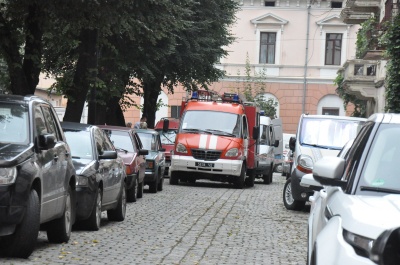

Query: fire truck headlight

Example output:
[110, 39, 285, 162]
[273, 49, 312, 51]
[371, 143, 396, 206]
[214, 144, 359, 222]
[226, 148, 239, 157]
[176, 143, 188, 154]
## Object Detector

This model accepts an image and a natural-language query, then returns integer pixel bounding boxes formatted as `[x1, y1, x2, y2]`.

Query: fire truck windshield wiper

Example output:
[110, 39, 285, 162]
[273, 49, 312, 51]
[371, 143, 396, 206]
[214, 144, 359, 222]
[204, 129, 236, 137]
[182, 128, 210, 134]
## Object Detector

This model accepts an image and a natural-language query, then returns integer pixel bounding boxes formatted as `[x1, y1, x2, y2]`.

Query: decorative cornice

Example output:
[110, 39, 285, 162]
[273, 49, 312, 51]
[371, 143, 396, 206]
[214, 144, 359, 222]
[250, 13, 289, 33]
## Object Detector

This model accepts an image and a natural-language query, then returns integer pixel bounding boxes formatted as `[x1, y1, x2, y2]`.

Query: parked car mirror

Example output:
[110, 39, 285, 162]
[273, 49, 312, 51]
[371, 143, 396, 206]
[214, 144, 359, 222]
[99, 150, 118, 160]
[274, 139, 279, 148]
[37, 134, 56, 150]
[139, 149, 148, 156]
[313, 157, 347, 188]
[159, 148, 166, 152]
[252, 126, 259, 140]
[289, 136, 296, 151]
[162, 119, 169, 132]
[300, 173, 323, 192]
[370, 227, 400, 265]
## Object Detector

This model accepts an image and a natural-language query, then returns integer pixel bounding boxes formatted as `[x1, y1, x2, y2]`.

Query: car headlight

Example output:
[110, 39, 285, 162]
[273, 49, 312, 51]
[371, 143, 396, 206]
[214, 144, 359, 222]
[226, 148, 239, 157]
[297, 154, 313, 173]
[0, 167, 17, 185]
[176, 143, 188, 154]
[76, 175, 89, 186]
[147, 161, 154, 169]
[343, 229, 374, 258]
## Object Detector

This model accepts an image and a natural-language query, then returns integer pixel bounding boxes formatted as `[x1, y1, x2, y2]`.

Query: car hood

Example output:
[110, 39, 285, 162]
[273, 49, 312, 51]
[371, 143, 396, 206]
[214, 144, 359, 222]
[177, 133, 239, 151]
[331, 192, 400, 239]
[145, 150, 159, 160]
[298, 145, 339, 162]
[72, 158, 97, 177]
[0, 143, 34, 167]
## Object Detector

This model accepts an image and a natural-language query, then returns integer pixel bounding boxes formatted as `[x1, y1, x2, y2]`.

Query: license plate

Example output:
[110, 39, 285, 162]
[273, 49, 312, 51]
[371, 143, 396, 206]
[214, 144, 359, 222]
[195, 162, 214, 168]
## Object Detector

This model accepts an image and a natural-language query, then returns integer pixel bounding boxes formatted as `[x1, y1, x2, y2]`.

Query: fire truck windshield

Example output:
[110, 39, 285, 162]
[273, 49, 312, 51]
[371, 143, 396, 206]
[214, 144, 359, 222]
[180, 110, 240, 137]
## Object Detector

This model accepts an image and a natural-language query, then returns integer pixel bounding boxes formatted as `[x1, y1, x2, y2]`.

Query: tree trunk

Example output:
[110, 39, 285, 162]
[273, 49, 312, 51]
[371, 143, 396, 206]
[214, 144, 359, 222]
[63, 29, 98, 123]
[142, 78, 163, 129]
[105, 97, 126, 126]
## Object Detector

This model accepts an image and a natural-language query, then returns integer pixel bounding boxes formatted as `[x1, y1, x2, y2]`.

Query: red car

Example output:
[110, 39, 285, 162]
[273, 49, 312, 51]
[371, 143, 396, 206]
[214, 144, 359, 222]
[154, 117, 180, 176]
[98, 125, 148, 202]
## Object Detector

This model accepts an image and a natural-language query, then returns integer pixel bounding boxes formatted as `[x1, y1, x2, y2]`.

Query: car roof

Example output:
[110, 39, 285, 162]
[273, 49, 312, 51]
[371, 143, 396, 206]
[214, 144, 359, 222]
[61, 121, 95, 131]
[0, 94, 48, 105]
[97, 125, 132, 132]
[369, 113, 400, 124]
[301, 114, 367, 122]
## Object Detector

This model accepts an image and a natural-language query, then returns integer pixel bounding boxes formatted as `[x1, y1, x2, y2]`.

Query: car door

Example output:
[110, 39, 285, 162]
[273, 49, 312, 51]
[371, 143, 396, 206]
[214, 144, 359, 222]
[155, 134, 165, 176]
[132, 132, 146, 182]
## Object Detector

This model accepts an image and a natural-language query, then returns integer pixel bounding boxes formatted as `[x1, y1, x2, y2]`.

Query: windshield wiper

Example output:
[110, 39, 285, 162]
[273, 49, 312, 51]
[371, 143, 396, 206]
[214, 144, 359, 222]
[182, 128, 210, 134]
[71, 156, 81, 159]
[162, 133, 174, 143]
[115, 147, 129, 153]
[301, 143, 339, 150]
[360, 186, 400, 194]
[204, 129, 236, 137]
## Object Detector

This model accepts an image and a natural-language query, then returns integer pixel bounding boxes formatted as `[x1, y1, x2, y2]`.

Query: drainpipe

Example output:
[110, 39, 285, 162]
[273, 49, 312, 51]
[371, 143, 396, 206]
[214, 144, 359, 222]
[302, 2, 311, 114]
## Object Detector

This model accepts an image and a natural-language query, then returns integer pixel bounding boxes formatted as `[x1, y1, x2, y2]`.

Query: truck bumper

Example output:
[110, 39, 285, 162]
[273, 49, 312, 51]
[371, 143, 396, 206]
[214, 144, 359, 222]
[169, 155, 243, 177]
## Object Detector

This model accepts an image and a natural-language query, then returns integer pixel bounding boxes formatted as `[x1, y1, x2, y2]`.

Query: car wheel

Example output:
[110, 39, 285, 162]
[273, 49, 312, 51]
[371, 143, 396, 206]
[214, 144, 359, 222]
[47, 185, 73, 243]
[0, 189, 40, 258]
[137, 180, 144, 199]
[234, 163, 246, 189]
[107, 181, 126, 222]
[263, 171, 272, 185]
[149, 173, 159, 193]
[126, 178, 137, 202]
[157, 174, 164, 192]
[245, 170, 255, 187]
[170, 171, 179, 185]
[84, 187, 102, 231]
[283, 178, 305, 211]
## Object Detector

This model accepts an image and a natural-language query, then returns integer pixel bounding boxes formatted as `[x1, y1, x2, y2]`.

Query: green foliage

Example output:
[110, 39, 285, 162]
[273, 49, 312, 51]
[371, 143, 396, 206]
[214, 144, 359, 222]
[334, 73, 367, 117]
[236, 53, 278, 118]
[384, 13, 400, 113]
[355, 16, 378, 59]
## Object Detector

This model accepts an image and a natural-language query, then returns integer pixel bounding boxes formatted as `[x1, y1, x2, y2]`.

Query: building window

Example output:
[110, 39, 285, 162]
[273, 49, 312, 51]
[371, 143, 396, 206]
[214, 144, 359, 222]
[265, 1, 275, 6]
[171, 105, 181, 118]
[260, 32, 276, 64]
[325, 33, 342, 65]
[331, 2, 343, 8]
[322, 108, 339, 116]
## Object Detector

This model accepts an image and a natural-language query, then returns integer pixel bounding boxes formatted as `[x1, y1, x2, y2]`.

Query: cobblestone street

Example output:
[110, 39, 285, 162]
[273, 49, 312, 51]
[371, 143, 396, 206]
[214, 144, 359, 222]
[1, 174, 309, 265]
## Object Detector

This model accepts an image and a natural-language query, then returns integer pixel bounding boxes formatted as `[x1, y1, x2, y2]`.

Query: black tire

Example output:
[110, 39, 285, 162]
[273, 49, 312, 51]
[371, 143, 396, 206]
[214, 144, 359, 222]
[283, 178, 305, 211]
[137, 180, 144, 199]
[84, 187, 102, 231]
[107, 182, 126, 222]
[149, 174, 158, 193]
[234, 163, 246, 189]
[245, 170, 255, 187]
[170, 171, 179, 185]
[263, 166, 273, 185]
[47, 186, 73, 243]
[1, 189, 40, 258]
[157, 175, 164, 191]
[126, 178, 137, 202]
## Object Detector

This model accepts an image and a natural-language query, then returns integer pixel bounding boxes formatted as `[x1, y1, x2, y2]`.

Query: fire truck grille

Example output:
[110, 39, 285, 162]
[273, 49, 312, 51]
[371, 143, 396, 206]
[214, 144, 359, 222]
[191, 149, 221, 161]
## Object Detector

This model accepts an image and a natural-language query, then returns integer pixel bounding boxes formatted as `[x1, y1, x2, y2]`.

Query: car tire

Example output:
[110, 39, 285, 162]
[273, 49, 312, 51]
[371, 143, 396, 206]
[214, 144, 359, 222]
[234, 163, 246, 189]
[283, 178, 305, 211]
[263, 171, 272, 185]
[137, 180, 144, 199]
[47, 186, 73, 243]
[170, 171, 179, 185]
[0, 189, 40, 258]
[84, 187, 102, 231]
[157, 174, 164, 191]
[149, 174, 159, 193]
[126, 178, 137, 202]
[245, 170, 255, 187]
[107, 182, 126, 222]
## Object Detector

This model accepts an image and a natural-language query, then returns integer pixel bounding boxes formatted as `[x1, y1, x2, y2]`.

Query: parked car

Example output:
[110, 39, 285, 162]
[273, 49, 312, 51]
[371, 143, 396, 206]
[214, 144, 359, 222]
[302, 113, 400, 265]
[283, 114, 366, 211]
[0, 95, 76, 258]
[154, 117, 180, 176]
[136, 129, 166, 193]
[61, 122, 127, 231]
[98, 125, 148, 202]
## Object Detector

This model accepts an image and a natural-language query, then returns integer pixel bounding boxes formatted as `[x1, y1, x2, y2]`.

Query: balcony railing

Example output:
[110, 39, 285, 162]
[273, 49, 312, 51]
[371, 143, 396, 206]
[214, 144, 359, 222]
[341, 0, 380, 24]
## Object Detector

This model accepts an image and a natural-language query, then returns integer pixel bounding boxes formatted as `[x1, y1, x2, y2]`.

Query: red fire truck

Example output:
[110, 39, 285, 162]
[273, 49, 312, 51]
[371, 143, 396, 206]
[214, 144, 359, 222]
[168, 91, 260, 188]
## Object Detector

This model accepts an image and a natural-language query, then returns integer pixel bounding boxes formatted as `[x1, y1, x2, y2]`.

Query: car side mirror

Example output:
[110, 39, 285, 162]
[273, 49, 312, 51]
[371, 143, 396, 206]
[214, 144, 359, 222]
[99, 150, 118, 160]
[370, 227, 400, 265]
[139, 149, 148, 156]
[289, 136, 296, 151]
[162, 119, 169, 132]
[252, 126, 259, 140]
[159, 148, 166, 152]
[37, 134, 56, 150]
[274, 140, 279, 148]
[313, 157, 347, 188]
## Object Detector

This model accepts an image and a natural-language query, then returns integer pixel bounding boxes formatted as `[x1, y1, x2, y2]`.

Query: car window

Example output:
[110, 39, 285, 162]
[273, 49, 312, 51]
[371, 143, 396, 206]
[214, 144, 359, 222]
[102, 130, 115, 151]
[41, 106, 60, 141]
[34, 106, 48, 136]
[63, 129, 93, 158]
[133, 133, 143, 150]
[0, 103, 29, 144]
[158, 130, 177, 144]
[137, 132, 154, 151]
[105, 130, 135, 153]
[94, 128, 105, 155]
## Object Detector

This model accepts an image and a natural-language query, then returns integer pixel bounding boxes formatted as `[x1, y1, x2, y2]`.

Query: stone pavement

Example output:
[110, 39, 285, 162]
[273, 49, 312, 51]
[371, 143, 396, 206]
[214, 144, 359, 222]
[1, 173, 309, 265]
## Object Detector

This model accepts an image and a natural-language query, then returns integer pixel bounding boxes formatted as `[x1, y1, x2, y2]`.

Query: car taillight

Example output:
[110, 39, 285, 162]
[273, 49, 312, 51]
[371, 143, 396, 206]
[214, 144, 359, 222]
[126, 165, 133, 175]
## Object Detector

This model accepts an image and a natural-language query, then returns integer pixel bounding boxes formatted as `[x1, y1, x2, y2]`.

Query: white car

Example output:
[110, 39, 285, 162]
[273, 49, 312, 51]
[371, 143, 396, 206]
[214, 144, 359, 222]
[302, 113, 400, 265]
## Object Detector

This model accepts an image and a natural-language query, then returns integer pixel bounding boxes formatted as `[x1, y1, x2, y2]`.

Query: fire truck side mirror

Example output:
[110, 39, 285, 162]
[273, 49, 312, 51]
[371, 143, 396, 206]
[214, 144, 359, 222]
[289, 136, 296, 151]
[252, 126, 259, 140]
[162, 119, 169, 132]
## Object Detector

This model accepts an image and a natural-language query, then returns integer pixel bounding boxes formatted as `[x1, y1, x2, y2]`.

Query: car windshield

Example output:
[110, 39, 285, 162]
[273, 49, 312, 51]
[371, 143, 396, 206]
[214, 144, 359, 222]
[0, 103, 29, 145]
[157, 130, 177, 145]
[299, 117, 362, 150]
[360, 124, 400, 192]
[63, 130, 93, 159]
[180, 110, 240, 137]
[137, 133, 155, 151]
[103, 130, 134, 152]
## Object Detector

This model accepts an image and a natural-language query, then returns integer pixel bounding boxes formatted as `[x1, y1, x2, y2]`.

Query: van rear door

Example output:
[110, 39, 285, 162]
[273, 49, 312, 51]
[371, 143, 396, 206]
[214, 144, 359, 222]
[272, 118, 283, 162]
